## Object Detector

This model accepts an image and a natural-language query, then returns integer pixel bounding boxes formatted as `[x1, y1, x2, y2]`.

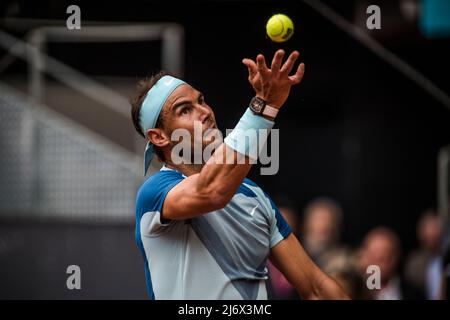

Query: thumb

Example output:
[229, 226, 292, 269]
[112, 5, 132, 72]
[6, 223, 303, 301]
[242, 58, 257, 79]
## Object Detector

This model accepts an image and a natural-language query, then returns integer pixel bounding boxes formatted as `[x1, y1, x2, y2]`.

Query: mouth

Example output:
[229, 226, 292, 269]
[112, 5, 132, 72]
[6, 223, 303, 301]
[203, 119, 217, 131]
[202, 121, 219, 143]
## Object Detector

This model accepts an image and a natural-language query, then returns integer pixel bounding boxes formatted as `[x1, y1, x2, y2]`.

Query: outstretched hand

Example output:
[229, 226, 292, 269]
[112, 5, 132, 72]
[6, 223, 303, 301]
[242, 49, 305, 109]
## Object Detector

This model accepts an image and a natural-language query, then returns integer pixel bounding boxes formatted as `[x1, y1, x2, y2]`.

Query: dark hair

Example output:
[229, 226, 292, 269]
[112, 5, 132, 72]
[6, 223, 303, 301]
[131, 71, 170, 162]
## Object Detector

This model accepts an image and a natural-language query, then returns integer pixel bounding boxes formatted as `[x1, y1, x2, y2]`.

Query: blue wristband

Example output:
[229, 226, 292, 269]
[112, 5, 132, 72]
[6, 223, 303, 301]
[224, 108, 275, 159]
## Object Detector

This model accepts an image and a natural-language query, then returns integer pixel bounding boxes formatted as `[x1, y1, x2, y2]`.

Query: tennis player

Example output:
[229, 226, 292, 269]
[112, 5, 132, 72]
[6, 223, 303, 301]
[131, 49, 349, 300]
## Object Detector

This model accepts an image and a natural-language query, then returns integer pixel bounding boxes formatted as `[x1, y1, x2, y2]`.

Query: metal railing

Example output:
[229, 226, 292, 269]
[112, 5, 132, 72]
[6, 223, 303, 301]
[0, 82, 142, 223]
[0, 23, 185, 222]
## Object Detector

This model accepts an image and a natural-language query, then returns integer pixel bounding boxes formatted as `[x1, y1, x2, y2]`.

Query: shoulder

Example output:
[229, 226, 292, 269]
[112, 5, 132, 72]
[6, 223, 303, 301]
[240, 178, 292, 242]
[136, 170, 184, 217]
[236, 178, 259, 198]
[138, 169, 183, 195]
[240, 178, 276, 208]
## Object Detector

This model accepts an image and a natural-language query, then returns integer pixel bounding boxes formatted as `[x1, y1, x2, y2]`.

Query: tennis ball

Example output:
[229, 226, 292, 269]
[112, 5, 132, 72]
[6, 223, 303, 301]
[266, 14, 294, 43]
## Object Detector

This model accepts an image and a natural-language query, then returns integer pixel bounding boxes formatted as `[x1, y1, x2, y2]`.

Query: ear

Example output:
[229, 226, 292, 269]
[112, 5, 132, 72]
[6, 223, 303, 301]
[147, 128, 170, 147]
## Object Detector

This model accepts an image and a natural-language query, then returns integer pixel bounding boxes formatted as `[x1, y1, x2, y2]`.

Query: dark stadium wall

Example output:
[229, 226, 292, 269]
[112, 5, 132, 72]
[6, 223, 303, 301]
[3, 0, 450, 270]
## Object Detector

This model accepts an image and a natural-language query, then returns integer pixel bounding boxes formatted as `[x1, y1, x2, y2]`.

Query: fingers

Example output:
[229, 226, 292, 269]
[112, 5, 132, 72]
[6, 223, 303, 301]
[280, 51, 299, 75]
[271, 49, 285, 74]
[256, 54, 270, 77]
[289, 63, 305, 84]
[245, 51, 304, 85]
[242, 58, 257, 80]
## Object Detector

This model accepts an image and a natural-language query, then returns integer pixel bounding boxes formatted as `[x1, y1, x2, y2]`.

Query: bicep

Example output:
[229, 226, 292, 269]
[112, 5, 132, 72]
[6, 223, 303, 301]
[163, 143, 256, 221]
[162, 173, 221, 220]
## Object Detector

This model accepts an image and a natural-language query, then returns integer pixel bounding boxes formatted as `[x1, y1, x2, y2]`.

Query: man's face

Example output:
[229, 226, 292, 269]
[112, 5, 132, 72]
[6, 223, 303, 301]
[150, 84, 218, 162]
[304, 208, 339, 253]
[362, 235, 398, 283]
[418, 215, 441, 252]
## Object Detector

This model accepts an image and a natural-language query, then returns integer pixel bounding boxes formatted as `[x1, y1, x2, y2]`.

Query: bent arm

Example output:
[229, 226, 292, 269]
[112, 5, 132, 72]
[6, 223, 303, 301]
[162, 50, 305, 221]
[163, 143, 254, 220]
[269, 233, 350, 300]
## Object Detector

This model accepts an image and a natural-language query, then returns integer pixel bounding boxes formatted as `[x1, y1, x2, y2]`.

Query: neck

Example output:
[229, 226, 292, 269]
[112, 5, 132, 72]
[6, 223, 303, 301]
[164, 161, 204, 176]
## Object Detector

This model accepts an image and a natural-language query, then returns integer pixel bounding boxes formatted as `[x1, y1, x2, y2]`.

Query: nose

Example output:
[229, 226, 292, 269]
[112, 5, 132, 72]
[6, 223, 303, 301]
[198, 104, 212, 124]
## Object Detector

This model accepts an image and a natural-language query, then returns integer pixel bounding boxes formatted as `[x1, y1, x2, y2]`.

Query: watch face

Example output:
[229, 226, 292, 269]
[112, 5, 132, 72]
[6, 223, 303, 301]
[251, 97, 265, 113]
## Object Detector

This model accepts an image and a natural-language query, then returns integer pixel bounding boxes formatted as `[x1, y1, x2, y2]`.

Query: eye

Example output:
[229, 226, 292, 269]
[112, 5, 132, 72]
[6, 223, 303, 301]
[180, 106, 192, 115]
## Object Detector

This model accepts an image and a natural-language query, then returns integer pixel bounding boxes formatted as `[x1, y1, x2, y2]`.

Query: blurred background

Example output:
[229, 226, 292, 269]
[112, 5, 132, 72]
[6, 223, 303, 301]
[0, 0, 449, 299]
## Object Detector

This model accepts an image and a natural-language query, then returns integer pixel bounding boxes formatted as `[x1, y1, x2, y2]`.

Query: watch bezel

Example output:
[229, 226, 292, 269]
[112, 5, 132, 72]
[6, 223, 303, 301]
[250, 96, 267, 114]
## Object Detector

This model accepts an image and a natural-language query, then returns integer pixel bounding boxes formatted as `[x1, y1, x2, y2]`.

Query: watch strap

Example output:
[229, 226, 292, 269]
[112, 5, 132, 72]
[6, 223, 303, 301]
[262, 104, 278, 118]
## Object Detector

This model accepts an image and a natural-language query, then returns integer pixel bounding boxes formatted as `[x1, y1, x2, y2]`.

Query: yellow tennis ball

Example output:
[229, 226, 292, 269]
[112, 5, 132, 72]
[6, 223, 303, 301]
[266, 14, 294, 43]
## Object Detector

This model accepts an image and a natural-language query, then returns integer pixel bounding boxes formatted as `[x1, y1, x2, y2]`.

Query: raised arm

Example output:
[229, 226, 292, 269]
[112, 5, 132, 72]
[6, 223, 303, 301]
[163, 50, 305, 220]
[269, 233, 350, 300]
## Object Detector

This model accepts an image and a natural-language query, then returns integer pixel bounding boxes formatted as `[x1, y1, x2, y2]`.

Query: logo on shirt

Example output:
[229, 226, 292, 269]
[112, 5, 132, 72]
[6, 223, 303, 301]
[250, 205, 259, 216]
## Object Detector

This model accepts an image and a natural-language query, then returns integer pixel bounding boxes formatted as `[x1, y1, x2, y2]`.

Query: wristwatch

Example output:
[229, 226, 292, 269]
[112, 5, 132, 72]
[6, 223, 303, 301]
[249, 96, 278, 119]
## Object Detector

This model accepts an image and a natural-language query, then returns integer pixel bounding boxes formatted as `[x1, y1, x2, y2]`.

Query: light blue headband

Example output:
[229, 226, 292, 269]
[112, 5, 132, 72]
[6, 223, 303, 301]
[140, 75, 186, 176]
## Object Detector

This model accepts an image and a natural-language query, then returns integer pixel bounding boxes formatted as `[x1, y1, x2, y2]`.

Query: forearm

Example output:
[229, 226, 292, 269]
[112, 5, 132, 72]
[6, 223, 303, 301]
[163, 113, 273, 219]
[270, 234, 350, 300]
[304, 270, 350, 300]
[288, 258, 349, 300]
[163, 50, 304, 220]
[196, 143, 253, 206]
[196, 106, 275, 206]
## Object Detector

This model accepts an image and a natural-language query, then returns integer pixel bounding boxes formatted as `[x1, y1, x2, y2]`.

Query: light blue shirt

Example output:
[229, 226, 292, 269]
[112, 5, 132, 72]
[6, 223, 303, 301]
[135, 166, 291, 299]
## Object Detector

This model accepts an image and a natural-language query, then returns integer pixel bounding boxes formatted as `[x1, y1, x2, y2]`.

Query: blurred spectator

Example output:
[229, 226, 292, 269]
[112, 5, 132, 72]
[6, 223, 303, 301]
[268, 201, 300, 299]
[268, 197, 364, 299]
[301, 198, 350, 269]
[404, 209, 443, 299]
[300, 197, 359, 298]
[441, 228, 450, 299]
[357, 226, 422, 300]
